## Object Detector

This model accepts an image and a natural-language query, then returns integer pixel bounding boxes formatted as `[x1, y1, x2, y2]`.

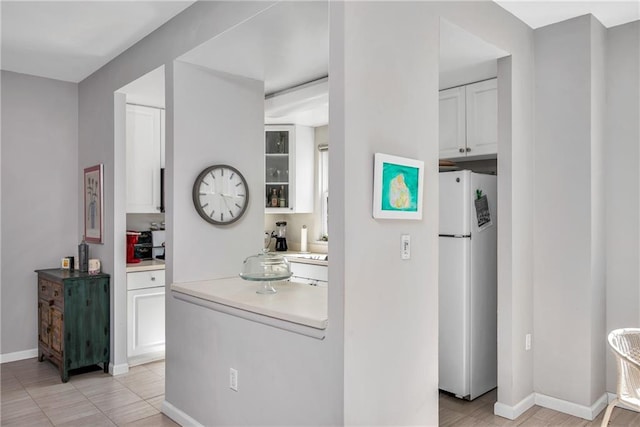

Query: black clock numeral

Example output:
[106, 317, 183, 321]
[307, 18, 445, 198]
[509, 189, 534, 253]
[202, 180, 209, 186]
[210, 172, 215, 180]
[202, 202, 209, 209]
[235, 203, 241, 209]
[221, 212, 224, 221]
[230, 172, 235, 180]
[221, 169, 224, 177]
[235, 182, 242, 187]
[229, 210, 234, 218]
[209, 209, 215, 218]
[238, 194, 245, 197]
[199, 192, 206, 196]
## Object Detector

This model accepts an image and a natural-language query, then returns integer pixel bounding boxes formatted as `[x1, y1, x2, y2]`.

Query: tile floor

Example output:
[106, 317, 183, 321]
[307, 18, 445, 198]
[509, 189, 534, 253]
[1, 358, 177, 426]
[4, 359, 640, 426]
[439, 388, 640, 426]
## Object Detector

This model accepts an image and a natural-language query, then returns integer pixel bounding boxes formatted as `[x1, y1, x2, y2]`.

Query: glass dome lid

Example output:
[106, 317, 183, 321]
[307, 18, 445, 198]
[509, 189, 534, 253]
[240, 249, 292, 294]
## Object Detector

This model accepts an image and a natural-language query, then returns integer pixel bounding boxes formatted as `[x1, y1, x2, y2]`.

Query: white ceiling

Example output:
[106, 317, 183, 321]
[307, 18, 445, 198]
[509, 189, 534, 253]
[177, 1, 328, 96]
[494, 1, 640, 29]
[0, 1, 637, 90]
[0, 1, 194, 82]
[118, 65, 165, 109]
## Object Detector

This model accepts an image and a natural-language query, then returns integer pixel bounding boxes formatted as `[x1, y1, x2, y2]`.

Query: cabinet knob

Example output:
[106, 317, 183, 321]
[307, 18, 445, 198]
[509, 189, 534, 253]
[459, 148, 465, 153]
[466, 147, 471, 152]
[151, 276, 156, 281]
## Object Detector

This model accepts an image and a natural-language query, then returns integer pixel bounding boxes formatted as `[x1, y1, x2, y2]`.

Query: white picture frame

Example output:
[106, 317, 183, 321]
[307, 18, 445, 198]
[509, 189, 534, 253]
[373, 153, 424, 220]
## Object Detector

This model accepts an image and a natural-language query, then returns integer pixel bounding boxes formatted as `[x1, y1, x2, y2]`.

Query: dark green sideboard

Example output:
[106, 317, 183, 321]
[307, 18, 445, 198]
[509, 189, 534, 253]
[35, 269, 110, 382]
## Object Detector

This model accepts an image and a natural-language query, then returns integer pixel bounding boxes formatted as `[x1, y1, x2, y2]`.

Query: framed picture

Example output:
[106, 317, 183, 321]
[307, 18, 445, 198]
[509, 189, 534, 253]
[373, 153, 424, 220]
[84, 164, 104, 243]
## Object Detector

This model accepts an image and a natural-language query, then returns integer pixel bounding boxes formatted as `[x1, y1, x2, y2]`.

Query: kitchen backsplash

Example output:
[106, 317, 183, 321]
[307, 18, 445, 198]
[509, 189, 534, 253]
[264, 213, 327, 254]
[127, 213, 166, 231]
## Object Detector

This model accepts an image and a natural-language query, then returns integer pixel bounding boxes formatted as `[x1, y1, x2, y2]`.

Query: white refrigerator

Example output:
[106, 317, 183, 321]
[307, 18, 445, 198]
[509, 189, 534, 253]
[439, 170, 497, 400]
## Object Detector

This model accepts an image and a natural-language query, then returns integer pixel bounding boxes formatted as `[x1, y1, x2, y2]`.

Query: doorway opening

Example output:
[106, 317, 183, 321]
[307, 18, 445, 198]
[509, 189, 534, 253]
[113, 65, 167, 374]
[437, 17, 511, 418]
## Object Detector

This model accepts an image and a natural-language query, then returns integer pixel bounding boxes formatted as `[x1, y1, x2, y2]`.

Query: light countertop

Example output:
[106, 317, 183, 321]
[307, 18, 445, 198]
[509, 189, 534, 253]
[126, 259, 165, 273]
[281, 252, 328, 266]
[171, 276, 328, 331]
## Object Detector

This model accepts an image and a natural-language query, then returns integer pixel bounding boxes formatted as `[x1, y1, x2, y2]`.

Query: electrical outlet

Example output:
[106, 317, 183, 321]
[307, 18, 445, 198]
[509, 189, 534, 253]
[229, 368, 238, 391]
[525, 334, 532, 351]
[401, 235, 411, 260]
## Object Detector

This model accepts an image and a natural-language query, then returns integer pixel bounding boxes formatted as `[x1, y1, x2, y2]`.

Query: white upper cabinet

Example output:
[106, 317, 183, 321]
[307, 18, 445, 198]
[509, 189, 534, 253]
[439, 86, 466, 159]
[126, 104, 164, 213]
[439, 78, 497, 160]
[265, 125, 314, 214]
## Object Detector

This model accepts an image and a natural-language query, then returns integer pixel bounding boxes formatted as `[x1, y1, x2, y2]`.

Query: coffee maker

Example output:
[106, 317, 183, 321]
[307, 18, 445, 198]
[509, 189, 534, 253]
[126, 231, 141, 264]
[275, 221, 288, 251]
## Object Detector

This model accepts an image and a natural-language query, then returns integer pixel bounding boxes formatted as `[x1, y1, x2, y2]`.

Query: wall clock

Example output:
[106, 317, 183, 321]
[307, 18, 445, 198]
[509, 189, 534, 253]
[192, 164, 249, 225]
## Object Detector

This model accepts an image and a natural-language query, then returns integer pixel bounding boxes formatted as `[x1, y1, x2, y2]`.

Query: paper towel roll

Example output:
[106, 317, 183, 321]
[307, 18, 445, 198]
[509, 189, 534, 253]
[301, 225, 308, 253]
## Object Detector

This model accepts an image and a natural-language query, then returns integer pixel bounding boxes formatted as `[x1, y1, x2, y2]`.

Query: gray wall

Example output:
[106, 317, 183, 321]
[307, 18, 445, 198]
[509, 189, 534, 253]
[165, 61, 343, 425]
[78, 1, 277, 371]
[605, 20, 640, 391]
[15, 0, 638, 423]
[1, 71, 78, 356]
[533, 15, 606, 407]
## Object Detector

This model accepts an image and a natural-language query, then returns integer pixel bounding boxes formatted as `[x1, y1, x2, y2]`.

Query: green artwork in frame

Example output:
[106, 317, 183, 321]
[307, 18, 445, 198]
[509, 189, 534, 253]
[373, 153, 424, 220]
[381, 162, 420, 212]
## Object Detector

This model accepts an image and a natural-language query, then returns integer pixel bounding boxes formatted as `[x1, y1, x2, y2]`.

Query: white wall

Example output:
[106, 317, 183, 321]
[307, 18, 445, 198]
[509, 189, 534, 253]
[1, 71, 78, 357]
[605, 20, 640, 391]
[335, 3, 438, 423]
[171, 63, 264, 282]
[533, 15, 606, 409]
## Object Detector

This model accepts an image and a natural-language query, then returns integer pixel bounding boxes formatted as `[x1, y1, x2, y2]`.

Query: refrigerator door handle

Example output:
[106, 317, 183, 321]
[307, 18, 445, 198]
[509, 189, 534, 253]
[439, 234, 471, 238]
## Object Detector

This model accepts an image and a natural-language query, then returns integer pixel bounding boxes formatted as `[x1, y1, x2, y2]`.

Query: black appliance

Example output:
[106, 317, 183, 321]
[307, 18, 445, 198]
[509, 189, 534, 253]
[275, 221, 288, 251]
[133, 231, 153, 260]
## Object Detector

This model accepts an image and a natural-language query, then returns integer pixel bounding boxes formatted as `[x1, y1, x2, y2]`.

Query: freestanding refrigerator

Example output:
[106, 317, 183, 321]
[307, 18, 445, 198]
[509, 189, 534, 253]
[439, 170, 497, 400]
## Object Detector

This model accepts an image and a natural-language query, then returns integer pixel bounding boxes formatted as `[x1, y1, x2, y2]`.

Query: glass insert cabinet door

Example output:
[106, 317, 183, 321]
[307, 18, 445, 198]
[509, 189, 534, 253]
[265, 129, 290, 209]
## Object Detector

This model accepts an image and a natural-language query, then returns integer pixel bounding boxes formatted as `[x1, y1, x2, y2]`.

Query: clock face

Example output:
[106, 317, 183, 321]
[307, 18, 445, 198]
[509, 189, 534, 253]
[192, 165, 249, 225]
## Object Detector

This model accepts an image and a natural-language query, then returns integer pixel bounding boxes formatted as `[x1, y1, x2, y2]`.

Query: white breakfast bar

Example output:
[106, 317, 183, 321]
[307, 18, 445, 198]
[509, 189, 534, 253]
[171, 277, 328, 339]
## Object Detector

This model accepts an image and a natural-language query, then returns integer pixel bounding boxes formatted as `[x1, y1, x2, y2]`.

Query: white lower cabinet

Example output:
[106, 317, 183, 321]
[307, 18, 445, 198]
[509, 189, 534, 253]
[290, 262, 328, 287]
[127, 270, 165, 364]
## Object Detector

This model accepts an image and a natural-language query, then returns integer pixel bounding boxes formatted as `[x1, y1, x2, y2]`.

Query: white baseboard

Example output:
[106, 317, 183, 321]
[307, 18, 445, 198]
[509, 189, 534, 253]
[495, 392, 608, 421]
[128, 351, 165, 367]
[0, 348, 38, 364]
[162, 400, 203, 427]
[110, 362, 129, 376]
[494, 393, 535, 420]
[535, 392, 608, 421]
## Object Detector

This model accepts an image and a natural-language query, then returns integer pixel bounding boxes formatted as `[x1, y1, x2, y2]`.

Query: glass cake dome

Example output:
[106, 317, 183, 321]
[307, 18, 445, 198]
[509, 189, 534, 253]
[239, 249, 292, 294]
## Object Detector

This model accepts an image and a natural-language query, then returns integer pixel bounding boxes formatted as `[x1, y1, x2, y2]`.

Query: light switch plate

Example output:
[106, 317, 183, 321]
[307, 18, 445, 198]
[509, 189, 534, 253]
[401, 235, 410, 260]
